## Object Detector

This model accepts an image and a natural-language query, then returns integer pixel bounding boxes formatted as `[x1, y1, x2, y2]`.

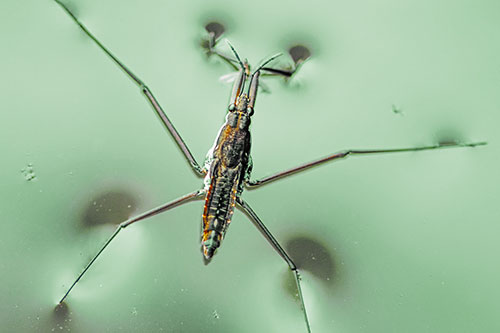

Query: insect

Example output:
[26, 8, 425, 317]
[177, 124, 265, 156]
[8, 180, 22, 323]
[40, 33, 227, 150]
[54, 1, 486, 332]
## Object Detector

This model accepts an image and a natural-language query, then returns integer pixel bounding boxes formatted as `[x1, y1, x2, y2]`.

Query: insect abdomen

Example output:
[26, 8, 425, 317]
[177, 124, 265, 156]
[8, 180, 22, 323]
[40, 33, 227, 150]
[202, 167, 240, 259]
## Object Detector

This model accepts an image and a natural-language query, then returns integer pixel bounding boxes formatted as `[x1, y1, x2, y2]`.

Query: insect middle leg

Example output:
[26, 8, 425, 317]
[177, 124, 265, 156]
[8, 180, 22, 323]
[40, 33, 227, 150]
[236, 198, 311, 333]
[59, 190, 205, 304]
[54, 0, 205, 176]
[246, 141, 487, 188]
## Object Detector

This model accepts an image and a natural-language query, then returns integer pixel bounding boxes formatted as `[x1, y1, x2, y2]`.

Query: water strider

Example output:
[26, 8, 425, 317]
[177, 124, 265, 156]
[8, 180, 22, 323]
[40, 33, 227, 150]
[54, 1, 486, 331]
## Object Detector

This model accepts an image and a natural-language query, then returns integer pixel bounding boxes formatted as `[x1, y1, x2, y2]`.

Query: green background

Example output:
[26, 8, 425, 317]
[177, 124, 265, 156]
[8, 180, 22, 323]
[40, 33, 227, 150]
[1, 0, 499, 332]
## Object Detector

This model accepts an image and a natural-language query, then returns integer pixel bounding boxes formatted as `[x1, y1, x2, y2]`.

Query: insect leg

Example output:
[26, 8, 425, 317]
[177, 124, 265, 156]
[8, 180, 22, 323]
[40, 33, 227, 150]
[54, 0, 205, 176]
[236, 198, 311, 333]
[247, 141, 487, 188]
[261, 45, 311, 78]
[59, 189, 205, 304]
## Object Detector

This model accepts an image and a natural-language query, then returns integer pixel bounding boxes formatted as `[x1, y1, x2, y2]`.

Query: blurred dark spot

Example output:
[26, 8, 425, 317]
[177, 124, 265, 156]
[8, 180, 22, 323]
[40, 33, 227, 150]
[438, 140, 459, 146]
[81, 190, 138, 228]
[282, 235, 336, 299]
[205, 22, 225, 40]
[286, 236, 334, 285]
[392, 104, 404, 115]
[433, 128, 465, 146]
[51, 302, 72, 331]
[53, 302, 68, 319]
[201, 21, 226, 53]
[288, 45, 311, 65]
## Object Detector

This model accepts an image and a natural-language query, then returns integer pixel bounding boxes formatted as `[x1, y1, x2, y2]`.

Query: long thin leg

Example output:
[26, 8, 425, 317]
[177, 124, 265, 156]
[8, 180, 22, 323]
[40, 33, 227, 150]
[54, 0, 205, 176]
[59, 189, 205, 304]
[236, 198, 311, 333]
[247, 141, 487, 188]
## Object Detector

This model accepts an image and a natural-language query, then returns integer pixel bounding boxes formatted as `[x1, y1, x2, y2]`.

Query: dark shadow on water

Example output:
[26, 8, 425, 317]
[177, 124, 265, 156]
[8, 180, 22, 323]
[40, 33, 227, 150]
[205, 22, 225, 40]
[286, 235, 335, 284]
[80, 189, 138, 228]
[288, 45, 311, 66]
[434, 128, 470, 147]
[282, 234, 338, 298]
[49, 302, 73, 332]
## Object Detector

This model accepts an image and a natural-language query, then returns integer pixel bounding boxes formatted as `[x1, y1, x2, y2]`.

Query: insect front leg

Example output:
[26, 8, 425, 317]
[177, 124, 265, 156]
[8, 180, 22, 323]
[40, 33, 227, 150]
[59, 190, 205, 304]
[236, 198, 311, 333]
[246, 141, 487, 188]
[54, 0, 205, 176]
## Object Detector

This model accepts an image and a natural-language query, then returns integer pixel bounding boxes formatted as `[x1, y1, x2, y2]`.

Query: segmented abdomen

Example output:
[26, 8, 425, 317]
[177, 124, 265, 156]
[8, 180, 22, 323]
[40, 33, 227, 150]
[201, 164, 240, 259]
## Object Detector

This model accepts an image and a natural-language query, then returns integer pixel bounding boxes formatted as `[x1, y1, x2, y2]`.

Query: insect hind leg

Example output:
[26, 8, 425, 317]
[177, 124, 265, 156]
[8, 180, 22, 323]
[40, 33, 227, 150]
[236, 198, 311, 333]
[58, 190, 205, 304]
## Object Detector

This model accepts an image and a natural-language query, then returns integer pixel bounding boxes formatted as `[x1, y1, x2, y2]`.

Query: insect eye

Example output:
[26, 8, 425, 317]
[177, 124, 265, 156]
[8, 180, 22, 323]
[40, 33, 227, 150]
[246, 107, 254, 116]
[228, 104, 236, 112]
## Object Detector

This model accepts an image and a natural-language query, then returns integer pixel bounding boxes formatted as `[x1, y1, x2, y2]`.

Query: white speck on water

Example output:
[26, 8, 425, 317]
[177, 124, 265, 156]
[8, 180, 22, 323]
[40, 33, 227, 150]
[131, 307, 138, 316]
[99, 284, 103, 288]
[127, 205, 132, 208]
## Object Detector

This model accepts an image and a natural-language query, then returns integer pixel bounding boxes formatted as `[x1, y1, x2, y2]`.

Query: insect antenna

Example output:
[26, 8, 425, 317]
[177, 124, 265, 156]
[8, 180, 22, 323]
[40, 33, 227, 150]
[226, 40, 245, 70]
[252, 53, 283, 75]
[247, 53, 282, 98]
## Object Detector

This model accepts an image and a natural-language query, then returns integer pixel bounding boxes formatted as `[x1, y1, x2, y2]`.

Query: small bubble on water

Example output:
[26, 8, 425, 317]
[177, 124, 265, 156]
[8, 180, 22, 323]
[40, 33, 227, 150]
[21, 163, 37, 181]
[213, 310, 220, 319]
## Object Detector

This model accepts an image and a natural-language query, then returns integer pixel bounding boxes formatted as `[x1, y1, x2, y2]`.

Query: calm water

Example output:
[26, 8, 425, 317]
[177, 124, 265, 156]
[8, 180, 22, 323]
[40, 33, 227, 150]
[1, 0, 499, 332]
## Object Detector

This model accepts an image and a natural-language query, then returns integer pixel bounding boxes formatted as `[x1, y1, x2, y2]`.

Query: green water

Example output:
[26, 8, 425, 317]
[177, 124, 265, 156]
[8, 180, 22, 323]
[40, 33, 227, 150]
[1, 0, 499, 332]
